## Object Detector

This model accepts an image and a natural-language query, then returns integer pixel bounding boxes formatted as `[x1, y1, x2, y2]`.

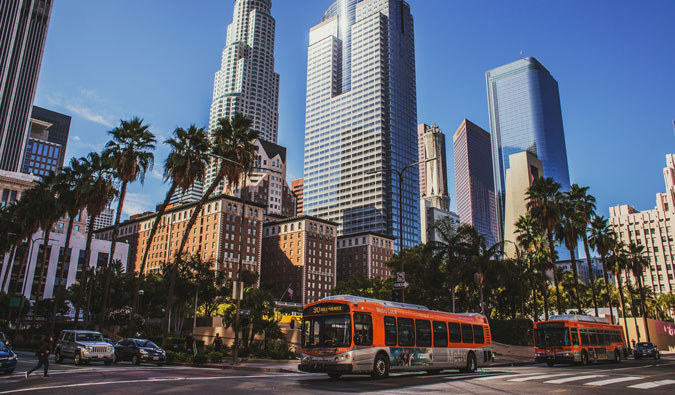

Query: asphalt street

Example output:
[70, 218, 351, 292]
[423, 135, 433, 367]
[1, 352, 674, 394]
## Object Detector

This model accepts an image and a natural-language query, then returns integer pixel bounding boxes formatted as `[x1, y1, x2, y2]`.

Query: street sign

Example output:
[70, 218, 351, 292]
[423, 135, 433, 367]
[396, 272, 406, 283]
[393, 281, 409, 289]
[240, 310, 250, 316]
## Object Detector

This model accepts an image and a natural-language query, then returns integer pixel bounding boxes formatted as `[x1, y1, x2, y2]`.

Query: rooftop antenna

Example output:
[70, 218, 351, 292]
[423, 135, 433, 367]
[520, 50, 524, 59]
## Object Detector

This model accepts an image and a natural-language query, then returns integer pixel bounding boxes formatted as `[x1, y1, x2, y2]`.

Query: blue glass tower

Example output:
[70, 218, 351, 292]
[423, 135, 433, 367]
[486, 57, 571, 242]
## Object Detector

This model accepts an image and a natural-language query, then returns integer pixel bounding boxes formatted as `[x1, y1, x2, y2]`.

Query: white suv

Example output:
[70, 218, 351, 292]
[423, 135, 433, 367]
[55, 330, 114, 365]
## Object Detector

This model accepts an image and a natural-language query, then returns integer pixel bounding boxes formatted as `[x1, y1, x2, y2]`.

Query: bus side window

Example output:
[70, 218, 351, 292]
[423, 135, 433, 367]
[590, 331, 598, 346]
[580, 330, 590, 346]
[384, 316, 397, 346]
[461, 323, 474, 344]
[473, 325, 484, 344]
[354, 313, 373, 346]
[432, 321, 448, 347]
[415, 320, 432, 347]
[448, 322, 461, 343]
[571, 328, 579, 346]
[398, 318, 415, 347]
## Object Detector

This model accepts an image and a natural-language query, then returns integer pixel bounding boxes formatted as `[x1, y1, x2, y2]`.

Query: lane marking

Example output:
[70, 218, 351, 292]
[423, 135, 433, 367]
[0, 373, 299, 394]
[474, 372, 541, 381]
[583, 376, 644, 386]
[508, 373, 572, 382]
[544, 375, 607, 384]
[628, 379, 675, 389]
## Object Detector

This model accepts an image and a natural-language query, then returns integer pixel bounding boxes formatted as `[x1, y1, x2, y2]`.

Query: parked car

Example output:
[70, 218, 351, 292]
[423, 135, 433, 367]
[0, 332, 9, 347]
[634, 342, 660, 360]
[0, 341, 17, 374]
[55, 330, 114, 365]
[114, 338, 166, 366]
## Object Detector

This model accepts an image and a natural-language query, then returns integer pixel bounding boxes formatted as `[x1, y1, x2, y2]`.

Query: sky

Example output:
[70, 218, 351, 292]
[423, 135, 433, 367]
[34, 0, 675, 220]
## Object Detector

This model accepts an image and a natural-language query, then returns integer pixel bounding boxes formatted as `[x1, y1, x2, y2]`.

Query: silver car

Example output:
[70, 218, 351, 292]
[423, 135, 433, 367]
[55, 330, 114, 365]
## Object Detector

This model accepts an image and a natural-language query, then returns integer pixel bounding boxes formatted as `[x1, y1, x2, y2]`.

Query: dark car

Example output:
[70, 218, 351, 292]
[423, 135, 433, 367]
[0, 332, 9, 348]
[0, 341, 17, 375]
[114, 338, 166, 366]
[634, 342, 659, 360]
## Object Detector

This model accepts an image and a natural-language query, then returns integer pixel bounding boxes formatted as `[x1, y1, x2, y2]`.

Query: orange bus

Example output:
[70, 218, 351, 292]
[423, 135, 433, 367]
[533, 314, 628, 366]
[298, 295, 493, 379]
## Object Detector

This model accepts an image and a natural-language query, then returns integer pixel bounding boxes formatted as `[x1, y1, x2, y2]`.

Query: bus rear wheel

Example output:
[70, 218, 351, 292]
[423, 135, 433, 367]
[460, 352, 477, 373]
[328, 373, 342, 379]
[371, 353, 389, 379]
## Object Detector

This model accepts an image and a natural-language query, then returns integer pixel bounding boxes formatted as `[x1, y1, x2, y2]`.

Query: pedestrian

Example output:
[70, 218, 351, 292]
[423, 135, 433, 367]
[26, 336, 52, 379]
[213, 333, 223, 352]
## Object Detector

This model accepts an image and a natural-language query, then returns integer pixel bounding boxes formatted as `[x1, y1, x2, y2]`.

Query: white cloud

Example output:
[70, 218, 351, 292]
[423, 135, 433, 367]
[122, 192, 154, 217]
[79, 88, 105, 103]
[73, 136, 81, 141]
[150, 169, 163, 181]
[64, 103, 116, 128]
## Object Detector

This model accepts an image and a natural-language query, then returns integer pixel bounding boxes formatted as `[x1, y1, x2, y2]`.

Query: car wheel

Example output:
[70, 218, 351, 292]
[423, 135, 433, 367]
[371, 353, 389, 379]
[74, 352, 82, 366]
[55, 350, 63, 364]
[655, 353, 660, 360]
[328, 372, 342, 379]
[132, 355, 140, 365]
[104, 360, 112, 366]
[112, 353, 118, 364]
[581, 351, 589, 366]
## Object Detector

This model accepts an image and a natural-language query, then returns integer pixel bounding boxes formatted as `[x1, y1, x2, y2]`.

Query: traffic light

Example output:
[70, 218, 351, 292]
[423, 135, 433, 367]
[391, 289, 402, 302]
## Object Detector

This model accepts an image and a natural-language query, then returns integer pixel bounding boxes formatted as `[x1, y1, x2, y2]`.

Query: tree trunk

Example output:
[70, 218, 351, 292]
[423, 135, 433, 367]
[101, 181, 128, 330]
[7, 241, 29, 323]
[78, 212, 98, 328]
[568, 247, 582, 314]
[451, 284, 456, 313]
[624, 270, 641, 341]
[616, 273, 630, 347]
[532, 286, 538, 321]
[0, 244, 17, 293]
[600, 256, 615, 324]
[582, 235, 599, 317]
[637, 276, 651, 342]
[84, 266, 97, 329]
[547, 230, 563, 314]
[542, 275, 550, 320]
[518, 259, 525, 318]
[131, 183, 177, 337]
[32, 228, 52, 328]
[50, 215, 75, 335]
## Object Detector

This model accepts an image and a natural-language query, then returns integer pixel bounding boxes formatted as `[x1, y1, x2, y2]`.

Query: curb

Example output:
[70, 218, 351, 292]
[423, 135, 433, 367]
[167, 362, 299, 373]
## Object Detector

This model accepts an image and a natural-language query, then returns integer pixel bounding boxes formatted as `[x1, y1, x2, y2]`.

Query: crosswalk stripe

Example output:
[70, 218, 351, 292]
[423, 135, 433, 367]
[628, 380, 675, 390]
[544, 374, 607, 384]
[474, 373, 540, 381]
[583, 376, 644, 386]
[508, 373, 572, 382]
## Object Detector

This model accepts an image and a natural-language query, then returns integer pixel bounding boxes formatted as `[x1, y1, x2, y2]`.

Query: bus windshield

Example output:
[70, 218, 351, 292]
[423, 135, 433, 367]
[302, 314, 351, 348]
[534, 328, 570, 347]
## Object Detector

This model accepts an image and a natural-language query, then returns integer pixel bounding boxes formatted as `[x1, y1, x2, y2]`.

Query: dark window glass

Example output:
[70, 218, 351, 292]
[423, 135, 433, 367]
[473, 325, 484, 344]
[354, 313, 373, 346]
[384, 316, 397, 346]
[461, 324, 474, 344]
[398, 318, 415, 347]
[448, 322, 461, 343]
[415, 320, 432, 347]
[580, 331, 590, 346]
[433, 321, 448, 347]
[590, 331, 598, 346]
[571, 328, 579, 346]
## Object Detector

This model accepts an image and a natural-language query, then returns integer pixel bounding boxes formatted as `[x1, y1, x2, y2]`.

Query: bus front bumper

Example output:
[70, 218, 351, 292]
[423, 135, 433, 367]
[535, 352, 575, 364]
[298, 362, 353, 373]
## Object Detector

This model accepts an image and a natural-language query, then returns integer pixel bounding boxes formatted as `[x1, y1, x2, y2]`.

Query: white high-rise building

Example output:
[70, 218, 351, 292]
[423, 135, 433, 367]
[303, 0, 419, 251]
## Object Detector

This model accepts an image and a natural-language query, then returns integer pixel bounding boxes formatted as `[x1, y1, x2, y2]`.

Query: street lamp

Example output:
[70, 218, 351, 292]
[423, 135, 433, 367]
[138, 289, 145, 318]
[367, 157, 436, 303]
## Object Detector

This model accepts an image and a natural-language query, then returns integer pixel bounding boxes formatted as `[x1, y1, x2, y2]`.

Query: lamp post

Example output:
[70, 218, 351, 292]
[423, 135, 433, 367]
[367, 157, 436, 303]
[138, 289, 145, 319]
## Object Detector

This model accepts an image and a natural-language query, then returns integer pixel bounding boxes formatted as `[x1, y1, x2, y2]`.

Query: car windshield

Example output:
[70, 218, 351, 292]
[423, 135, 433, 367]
[302, 314, 351, 348]
[636, 342, 653, 348]
[76, 333, 105, 342]
[534, 328, 570, 347]
[134, 340, 158, 348]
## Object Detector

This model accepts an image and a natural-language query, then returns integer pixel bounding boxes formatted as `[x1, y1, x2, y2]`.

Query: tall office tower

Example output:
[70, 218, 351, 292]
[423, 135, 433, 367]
[303, 0, 419, 251]
[201, 0, 280, 199]
[453, 119, 498, 247]
[0, 0, 52, 172]
[21, 106, 70, 176]
[87, 207, 114, 233]
[486, 57, 570, 242]
[418, 123, 449, 209]
[292, 178, 303, 215]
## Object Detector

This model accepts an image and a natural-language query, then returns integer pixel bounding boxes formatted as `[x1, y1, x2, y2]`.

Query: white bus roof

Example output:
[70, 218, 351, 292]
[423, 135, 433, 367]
[548, 314, 609, 324]
[318, 295, 488, 319]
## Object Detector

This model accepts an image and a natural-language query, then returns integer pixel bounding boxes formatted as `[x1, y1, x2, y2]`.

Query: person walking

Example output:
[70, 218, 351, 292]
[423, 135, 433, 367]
[213, 333, 223, 352]
[26, 336, 53, 378]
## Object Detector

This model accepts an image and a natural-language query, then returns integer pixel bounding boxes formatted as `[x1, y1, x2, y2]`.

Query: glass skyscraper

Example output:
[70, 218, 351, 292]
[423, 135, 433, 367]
[303, 0, 419, 251]
[486, 57, 571, 242]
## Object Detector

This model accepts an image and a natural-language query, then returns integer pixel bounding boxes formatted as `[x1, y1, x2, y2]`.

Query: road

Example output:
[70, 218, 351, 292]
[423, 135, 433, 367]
[2, 352, 674, 394]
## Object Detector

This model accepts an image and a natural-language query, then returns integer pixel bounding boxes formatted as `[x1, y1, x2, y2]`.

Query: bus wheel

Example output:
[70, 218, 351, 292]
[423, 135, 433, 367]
[372, 353, 389, 379]
[328, 373, 342, 379]
[581, 351, 589, 366]
[613, 350, 621, 363]
[461, 352, 477, 373]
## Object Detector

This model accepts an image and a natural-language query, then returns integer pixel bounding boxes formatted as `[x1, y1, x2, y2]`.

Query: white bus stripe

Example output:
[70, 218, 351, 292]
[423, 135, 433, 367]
[628, 380, 675, 390]
[507, 373, 572, 382]
[544, 374, 607, 384]
[583, 376, 644, 386]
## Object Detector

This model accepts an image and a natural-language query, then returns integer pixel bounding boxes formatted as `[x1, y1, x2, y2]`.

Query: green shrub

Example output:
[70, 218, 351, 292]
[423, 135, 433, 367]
[488, 319, 534, 346]
[192, 352, 209, 365]
[208, 351, 224, 363]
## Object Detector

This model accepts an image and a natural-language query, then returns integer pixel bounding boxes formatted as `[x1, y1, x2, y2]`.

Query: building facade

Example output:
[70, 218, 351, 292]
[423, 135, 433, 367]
[486, 57, 570, 242]
[87, 207, 114, 233]
[418, 123, 449, 207]
[303, 0, 419, 251]
[555, 257, 608, 286]
[244, 139, 295, 217]
[453, 119, 498, 247]
[21, 106, 70, 176]
[336, 232, 394, 283]
[261, 216, 337, 305]
[609, 154, 675, 295]
[291, 178, 303, 215]
[0, 0, 53, 172]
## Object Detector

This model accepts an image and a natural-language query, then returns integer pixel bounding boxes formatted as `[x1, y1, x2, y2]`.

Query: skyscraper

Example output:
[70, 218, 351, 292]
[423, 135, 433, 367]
[21, 105, 70, 177]
[0, 0, 53, 172]
[418, 123, 449, 210]
[303, 0, 418, 251]
[453, 119, 498, 247]
[486, 57, 570, 242]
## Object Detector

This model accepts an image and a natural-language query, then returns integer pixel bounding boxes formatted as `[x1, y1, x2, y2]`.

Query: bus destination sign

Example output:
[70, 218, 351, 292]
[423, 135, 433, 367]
[304, 303, 349, 316]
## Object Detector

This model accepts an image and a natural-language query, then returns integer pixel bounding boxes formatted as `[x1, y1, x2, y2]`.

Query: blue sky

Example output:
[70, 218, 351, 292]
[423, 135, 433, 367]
[35, 0, 674, 219]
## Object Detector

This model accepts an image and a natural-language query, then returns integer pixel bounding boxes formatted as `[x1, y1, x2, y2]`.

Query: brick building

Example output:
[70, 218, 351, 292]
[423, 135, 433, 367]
[261, 216, 337, 305]
[336, 232, 395, 283]
[291, 178, 303, 215]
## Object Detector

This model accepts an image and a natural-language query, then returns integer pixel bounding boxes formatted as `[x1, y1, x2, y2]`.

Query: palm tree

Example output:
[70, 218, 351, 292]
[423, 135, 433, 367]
[461, 226, 501, 315]
[132, 125, 210, 333]
[162, 113, 259, 348]
[515, 214, 549, 320]
[0, 204, 25, 294]
[608, 242, 632, 345]
[567, 184, 599, 316]
[589, 216, 618, 323]
[556, 195, 583, 313]
[526, 177, 564, 314]
[102, 117, 156, 328]
[428, 217, 465, 312]
[626, 243, 651, 342]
